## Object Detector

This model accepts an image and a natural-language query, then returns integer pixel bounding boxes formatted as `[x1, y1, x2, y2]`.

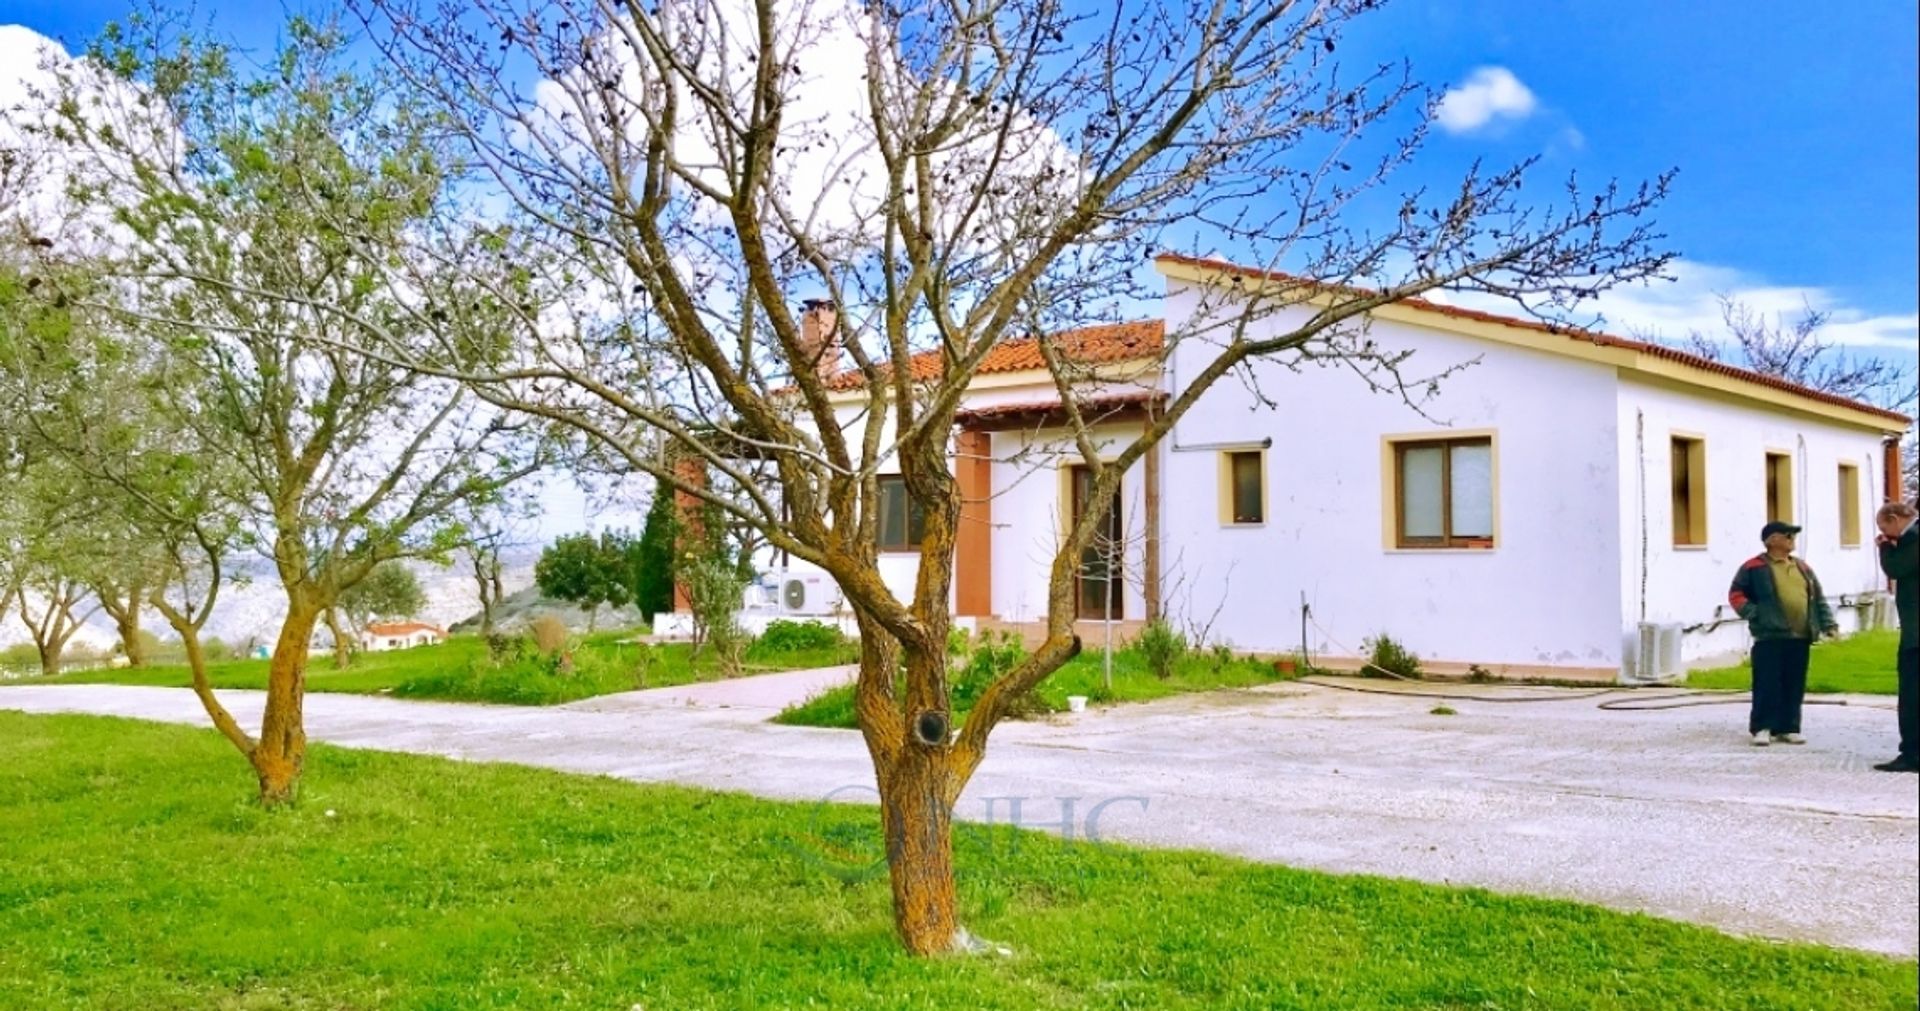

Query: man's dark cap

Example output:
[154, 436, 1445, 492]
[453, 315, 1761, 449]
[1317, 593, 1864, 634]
[1760, 521, 1802, 541]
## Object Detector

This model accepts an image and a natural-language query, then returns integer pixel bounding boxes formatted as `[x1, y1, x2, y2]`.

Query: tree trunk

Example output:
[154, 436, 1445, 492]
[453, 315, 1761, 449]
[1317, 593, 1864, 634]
[38, 643, 61, 679]
[114, 602, 146, 668]
[252, 601, 320, 807]
[326, 608, 352, 669]
[878, 750, 961, 955]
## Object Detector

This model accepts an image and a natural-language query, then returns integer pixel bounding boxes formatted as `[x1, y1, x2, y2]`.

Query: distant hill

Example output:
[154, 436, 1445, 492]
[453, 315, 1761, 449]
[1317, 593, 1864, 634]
[449, 584, 650, 636]
[0, 547, 550, 654]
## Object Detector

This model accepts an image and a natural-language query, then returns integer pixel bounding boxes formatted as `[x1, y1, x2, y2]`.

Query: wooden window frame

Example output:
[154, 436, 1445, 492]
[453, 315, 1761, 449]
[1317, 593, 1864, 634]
[1670, 434, 1709, 548]
[1838, 462, 1862, 547]
[1387, 435, 1496, 550]
[875, 475, 926, 553]
[1217, 448, 1268, 526]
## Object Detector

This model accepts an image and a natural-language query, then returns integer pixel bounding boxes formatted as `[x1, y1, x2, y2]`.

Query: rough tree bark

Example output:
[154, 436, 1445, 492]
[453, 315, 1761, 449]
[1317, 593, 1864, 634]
[13, 580, 93, 678]
[254, 594, 320, 806]
[326, 607, 352, 670]
[94, 579, 148, 667]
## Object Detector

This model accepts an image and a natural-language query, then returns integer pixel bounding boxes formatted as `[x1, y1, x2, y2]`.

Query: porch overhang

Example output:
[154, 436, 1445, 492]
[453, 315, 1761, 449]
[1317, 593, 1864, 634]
[953, 390, 1167, 433]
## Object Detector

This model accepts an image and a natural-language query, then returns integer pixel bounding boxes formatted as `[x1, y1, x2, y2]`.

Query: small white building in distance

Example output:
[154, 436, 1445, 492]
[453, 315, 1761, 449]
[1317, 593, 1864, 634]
[361, 622, 448, 652]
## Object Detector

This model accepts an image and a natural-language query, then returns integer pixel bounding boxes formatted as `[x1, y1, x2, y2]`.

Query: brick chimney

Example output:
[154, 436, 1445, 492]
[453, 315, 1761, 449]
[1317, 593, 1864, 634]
[799, 298, 841, 380]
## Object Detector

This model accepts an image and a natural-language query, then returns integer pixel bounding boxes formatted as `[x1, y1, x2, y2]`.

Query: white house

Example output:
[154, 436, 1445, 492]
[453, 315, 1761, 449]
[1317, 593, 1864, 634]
[360, 621, 448, 652]
[671, 257, 1909, 683]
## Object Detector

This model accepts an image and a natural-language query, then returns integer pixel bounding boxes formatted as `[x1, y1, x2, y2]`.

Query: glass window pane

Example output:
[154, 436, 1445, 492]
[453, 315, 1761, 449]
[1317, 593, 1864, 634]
[1400, 446, 1444, 539]
[1231, 452, 1263, 523]
[1449, 442, 1493, 537]
[879, 479, 906, 549]
[906, 496, 926, 546]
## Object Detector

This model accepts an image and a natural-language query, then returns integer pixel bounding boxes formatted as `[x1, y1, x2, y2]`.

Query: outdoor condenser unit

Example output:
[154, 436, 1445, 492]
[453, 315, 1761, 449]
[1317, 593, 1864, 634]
[1630, 622, 1684, 684]
[780, 573, 837, 616]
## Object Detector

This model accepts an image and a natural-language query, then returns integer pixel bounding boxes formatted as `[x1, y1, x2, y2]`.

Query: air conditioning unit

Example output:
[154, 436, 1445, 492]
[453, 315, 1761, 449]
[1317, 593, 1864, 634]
[780, 572, 838, 616]
[1871, 595, 1897, 632]
[1629, 621, 1684, 684]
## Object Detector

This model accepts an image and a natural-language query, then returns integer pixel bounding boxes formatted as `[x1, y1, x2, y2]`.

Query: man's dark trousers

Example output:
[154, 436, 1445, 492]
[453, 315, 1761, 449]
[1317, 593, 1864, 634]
[1899, 646, 1918, 761]
[1750, 638, 1812, 735]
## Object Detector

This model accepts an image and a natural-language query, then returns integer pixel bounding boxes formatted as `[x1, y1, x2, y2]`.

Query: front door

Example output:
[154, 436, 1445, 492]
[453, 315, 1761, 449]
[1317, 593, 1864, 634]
[1069, 465, 1124, 620]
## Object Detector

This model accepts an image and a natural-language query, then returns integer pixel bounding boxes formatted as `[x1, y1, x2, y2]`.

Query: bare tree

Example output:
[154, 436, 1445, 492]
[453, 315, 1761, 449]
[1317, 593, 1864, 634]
[290, 0, 1679, 953]
[1676, 295, 1917, 503]
[1677, 295, 1917, 411]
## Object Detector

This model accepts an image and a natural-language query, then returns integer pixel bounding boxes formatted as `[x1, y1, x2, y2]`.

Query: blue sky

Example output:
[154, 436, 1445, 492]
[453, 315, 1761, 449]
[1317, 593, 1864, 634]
[5, 0, 1915, 535]
[10, 0, 1914, 339]
[1367, 1, 1918, 329]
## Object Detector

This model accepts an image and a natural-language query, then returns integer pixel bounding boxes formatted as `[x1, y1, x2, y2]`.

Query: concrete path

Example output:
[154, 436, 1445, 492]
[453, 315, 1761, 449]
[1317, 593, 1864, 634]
[2, 677, 1914, 957]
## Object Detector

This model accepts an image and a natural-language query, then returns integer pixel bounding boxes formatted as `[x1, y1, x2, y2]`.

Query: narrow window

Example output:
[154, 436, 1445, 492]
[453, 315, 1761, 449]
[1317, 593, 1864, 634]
[1838, 463, 1861, 546]
[876, 475, 926, 551]
[1220, 450, 1266, 524]
[1671, 436, 1707, 546]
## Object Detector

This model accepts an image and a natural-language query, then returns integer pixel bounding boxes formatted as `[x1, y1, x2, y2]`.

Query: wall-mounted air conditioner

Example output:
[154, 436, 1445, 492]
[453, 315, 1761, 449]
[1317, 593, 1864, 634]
[1629, 621, 1684, 684]
[780, 572, 837, 616]
[1871, 595, 1897, 632]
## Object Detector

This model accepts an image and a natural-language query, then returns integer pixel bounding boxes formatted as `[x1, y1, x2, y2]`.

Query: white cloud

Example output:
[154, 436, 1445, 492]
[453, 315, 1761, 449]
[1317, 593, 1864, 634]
[1444, 259, 1919, 352]
[1434, 66, 1538, 135]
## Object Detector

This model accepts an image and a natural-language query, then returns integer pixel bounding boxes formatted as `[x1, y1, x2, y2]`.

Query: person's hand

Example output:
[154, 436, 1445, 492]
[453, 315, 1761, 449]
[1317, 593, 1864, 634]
[1823, 625, 1840, 640]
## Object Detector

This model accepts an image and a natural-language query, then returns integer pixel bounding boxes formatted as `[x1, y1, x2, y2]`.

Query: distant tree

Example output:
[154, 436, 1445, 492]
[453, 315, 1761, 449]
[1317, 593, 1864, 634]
[1677, 296, 1917, 411]
[340, 562, 428, 642]
[634, 490, 678, 625]
[535, 533, 631, 632]
[1675, 296, 1917, 500]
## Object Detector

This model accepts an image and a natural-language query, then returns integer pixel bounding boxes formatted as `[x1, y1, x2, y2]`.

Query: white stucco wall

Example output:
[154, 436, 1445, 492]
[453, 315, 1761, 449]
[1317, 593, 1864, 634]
[780, 374, 1162, 615]
[987, 422, 1152, 624]
[1617, 377, 1894, 667]
[1155, 282, 1627, 672]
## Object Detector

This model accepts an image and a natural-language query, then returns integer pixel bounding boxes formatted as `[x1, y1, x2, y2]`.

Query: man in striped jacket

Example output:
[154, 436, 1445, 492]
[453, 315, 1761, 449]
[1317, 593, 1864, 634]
[1728, 522, 1839, 747]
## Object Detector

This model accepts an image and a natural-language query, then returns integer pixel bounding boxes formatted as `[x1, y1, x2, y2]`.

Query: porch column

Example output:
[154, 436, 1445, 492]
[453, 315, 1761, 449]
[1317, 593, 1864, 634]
[1143, 428, 1161, 622]
[954, 430, 993, 617]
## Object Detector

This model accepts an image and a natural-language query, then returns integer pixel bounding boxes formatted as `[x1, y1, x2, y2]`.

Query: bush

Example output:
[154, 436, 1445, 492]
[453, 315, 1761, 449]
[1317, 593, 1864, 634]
[754, 619, 842, 654]
[1361, 633, 1422, 679]
[1135, 619, 1188, 680]
[486, 632, 531, 663]
[529, 616, 572, 674]
[950, 631, 1045, 720]
[682, 555, 749, 678]
[202, 637, 232, 661]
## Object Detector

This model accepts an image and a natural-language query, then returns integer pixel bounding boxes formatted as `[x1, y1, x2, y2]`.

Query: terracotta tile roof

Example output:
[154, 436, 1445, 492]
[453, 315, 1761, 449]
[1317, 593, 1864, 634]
[365, 621, 446, 638]
[822, 319, 1164, 391]
[1155, 253, 1912, 426]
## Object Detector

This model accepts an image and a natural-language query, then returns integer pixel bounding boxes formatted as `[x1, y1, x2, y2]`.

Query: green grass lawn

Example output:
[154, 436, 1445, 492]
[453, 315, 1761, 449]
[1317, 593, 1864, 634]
[0, 713, 1910, 1010]
[1686, 629, 1901, 694]
[16, 629, 857, 706]
[778, 645, 1286, 729]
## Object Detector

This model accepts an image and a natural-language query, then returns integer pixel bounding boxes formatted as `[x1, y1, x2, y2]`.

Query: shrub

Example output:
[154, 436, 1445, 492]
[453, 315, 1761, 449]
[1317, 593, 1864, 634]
[1135, 619, 1188, 680]
[202, 637, 232, 661]
[754, 619, 842, 654]
[529, 616, 573, 674]
[486, 632, 531, 663]
[950, 631, 1045, 720]
[682, 555, 749, 678]
[1361, 633, 1421, 679]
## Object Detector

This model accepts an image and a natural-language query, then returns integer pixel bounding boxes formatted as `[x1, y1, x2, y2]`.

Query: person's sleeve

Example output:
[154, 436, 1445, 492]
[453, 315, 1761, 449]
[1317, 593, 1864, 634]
[1882, 532, 1920, 582]
[1728, 563, 1755, 618]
